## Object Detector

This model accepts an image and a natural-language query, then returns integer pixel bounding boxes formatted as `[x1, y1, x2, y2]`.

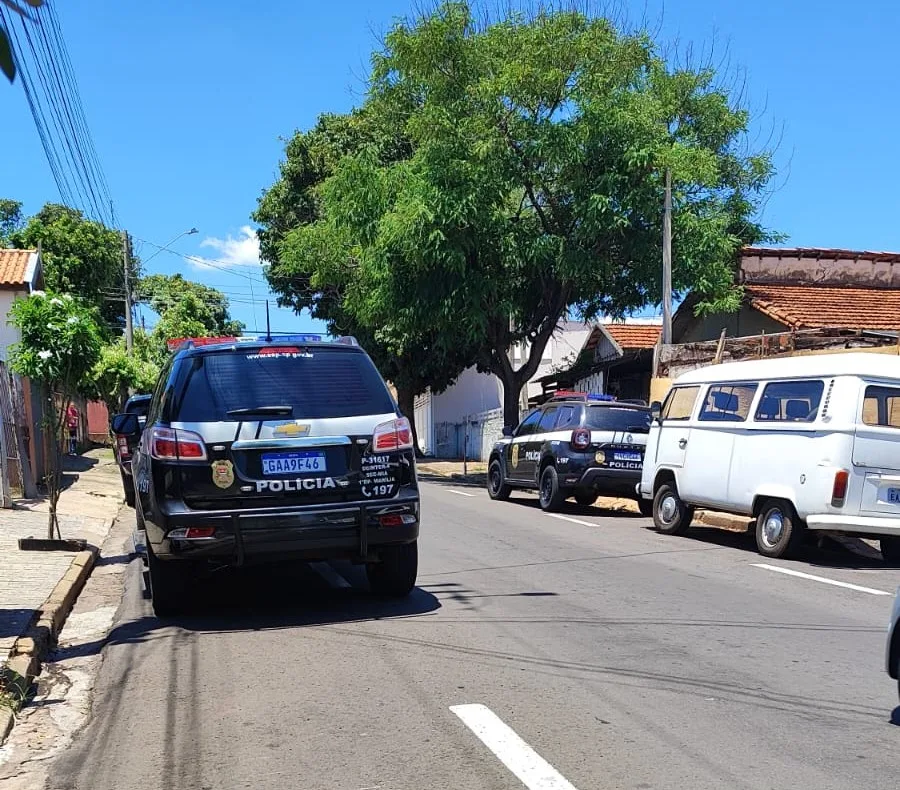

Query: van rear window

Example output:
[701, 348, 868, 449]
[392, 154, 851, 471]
[755, 380, 824, 422]
[169, 347, 395, 422]
[862, 386, 900, 429]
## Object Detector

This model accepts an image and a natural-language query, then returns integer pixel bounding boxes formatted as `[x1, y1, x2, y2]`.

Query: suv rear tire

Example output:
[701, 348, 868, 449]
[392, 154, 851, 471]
[538, 465, 567, 512]
[367, 541, 418, 597]
[653, 482, 694, 535]
[880, 537, 900, 565]
[755, 499, 803, 559]
[121, 470, 135, 508]
[147, 548, 192, 617]
[487, 459, 512, 501]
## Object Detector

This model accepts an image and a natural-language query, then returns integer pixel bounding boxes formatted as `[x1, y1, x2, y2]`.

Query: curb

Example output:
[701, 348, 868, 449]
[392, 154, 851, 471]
[0, 547, 98, 744]
[695, 511, 752, 533]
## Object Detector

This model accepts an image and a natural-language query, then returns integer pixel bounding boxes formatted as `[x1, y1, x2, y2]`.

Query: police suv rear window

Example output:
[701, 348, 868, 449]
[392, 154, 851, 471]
[585, 406, 651, 433]
[170, 347, 395, 422]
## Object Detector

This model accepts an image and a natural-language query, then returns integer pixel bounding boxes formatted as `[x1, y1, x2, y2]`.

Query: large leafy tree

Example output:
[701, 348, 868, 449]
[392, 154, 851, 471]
[291, 2, 775, 426]
[139, 273, 244, 336]
[254, 111, 475, 449]
[6, 202, 136, 331]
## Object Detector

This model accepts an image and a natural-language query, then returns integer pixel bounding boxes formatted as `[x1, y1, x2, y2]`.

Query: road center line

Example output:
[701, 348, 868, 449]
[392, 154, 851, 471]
[751, 563, 892, 596]
[450, 703, 580, 790]
[544, 513, 596, 527]
[309, 561, 353, 589]
[448, 489, 477, 497]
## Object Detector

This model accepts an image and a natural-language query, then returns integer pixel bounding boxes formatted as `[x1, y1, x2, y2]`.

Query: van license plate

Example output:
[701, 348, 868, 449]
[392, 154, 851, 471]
[262, 451, 326, 475]
[888, 488, 900, 504]
[613, 451, 642, 463]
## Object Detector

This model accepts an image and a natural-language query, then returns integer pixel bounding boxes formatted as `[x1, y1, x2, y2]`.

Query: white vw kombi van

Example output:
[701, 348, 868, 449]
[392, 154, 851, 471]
[638, 353, 900, 560]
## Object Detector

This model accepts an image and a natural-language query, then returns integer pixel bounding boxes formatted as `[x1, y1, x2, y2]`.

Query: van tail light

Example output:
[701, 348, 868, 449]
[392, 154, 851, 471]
[150, 427, 208, 461]
[831, 469, 849, 507]
[571, 428, 592, 451]
[373, 417, 414, 452]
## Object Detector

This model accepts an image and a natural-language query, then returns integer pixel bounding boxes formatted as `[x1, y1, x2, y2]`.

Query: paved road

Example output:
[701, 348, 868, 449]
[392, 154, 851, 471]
[46, 481, 900, 790]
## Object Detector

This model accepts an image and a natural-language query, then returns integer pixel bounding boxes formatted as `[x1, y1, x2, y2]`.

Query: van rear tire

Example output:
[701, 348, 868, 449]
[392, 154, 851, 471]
[755, 499, 803, 559]
[880, 537, 900, 565]
[652, 483, 693, 535]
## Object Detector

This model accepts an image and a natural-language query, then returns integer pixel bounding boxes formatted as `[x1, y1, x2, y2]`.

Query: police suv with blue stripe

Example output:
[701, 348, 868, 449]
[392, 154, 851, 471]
[487, 391, 653, 513]
[111, 334, 420, 617]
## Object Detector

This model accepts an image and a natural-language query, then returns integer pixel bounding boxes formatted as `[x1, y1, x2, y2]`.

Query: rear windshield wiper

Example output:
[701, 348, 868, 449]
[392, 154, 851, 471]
[226, 405, 294, 418]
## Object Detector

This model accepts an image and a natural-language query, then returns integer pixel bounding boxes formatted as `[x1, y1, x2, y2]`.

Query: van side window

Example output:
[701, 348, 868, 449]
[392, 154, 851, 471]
[862, 386, 900, 429]
[755, 380, 824, 422]
[698, 383, 758, 422]
[661, 386, 700, 421]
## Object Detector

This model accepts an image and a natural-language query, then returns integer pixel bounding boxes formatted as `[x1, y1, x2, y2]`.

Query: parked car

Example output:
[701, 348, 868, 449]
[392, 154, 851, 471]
[487, 391, 652, 513]
[113, 393, 152, 507]
[638, 352, 900, 560]
[887, 588, 900, 703]
[111, 335, 420, 617]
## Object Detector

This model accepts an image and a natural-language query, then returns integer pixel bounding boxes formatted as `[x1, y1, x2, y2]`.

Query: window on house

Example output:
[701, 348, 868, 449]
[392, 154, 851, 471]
[698, 383, 758, 423]
[755, 380, 825, 422]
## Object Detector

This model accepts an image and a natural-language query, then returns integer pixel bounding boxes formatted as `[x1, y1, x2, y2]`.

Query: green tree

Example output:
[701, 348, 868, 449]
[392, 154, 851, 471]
[288, 2, 775, 426]
[0, 197, 22, 244]
[150, 292, 215, 358]
[8, 291, 102, 538]
[254, 112, 474, 449]
[7, 202, 136, 331]
[139, 273, 244, 337]
[92, 336, 160, 414]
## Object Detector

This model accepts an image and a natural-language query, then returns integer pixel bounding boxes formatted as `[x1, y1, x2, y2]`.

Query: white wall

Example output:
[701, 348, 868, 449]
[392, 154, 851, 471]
[0, 292, 21, 362]
[431, 366, 501, 425]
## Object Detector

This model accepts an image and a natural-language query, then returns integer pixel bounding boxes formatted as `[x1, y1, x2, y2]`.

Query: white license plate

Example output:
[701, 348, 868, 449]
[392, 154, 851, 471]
[888, 488, 900, 504]
[613, 451, 642, 463]
[261, 451, 326, 475]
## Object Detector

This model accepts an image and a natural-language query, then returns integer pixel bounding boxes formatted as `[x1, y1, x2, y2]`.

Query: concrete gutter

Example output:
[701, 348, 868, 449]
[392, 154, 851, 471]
[0, 548, 98, 744]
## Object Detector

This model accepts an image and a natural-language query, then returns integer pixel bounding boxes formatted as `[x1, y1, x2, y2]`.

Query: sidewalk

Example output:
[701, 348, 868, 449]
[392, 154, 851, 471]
[0, 448, 123, 737]
[417, 459, 751, 530]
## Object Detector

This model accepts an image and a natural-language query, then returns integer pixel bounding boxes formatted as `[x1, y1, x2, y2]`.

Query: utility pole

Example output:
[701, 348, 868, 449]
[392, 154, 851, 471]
[661, 168, 673, 345]
[123, 230, 133, 351]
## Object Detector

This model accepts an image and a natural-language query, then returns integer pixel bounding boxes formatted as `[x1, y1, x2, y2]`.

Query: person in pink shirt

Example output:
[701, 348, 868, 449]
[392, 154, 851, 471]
[66, 403, 79, 455]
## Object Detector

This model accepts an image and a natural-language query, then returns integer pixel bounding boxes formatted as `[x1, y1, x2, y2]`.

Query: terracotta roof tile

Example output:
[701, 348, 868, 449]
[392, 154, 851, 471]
[0, 249, 35, 288]
[602, 322, 662, 349]
[746, 284, 900, 331]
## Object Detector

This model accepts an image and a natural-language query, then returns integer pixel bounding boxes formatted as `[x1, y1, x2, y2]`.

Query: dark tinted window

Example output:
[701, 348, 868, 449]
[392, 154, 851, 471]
[170, 347, 395, 422]
[556, 404, 581, 429]
[585, 406, 651, 433]
[514, 410, 542, 437]
[537, 407, 558, 432]
[125, 398, 151, 417]
[755, 380, 824, 422]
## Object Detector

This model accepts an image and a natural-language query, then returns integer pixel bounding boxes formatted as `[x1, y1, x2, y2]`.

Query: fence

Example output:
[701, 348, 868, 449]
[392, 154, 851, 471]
[0, 362, 31, 503]
[432, 408, 504, 462]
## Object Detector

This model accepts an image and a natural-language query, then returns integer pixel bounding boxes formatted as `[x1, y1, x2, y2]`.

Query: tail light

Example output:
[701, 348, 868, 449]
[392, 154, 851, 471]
[168, 527, 216, 540]
[150, 427, 207, 461]
[571, 427, 592, 451]
[831, 469, 849, 507]
[373, 417, 414, 452]
[116, 434, 130, 458]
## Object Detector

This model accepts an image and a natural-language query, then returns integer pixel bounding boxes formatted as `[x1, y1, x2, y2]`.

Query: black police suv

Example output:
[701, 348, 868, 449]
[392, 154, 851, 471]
[113, 393, 151, 507]
[111, 335, 420, 616]
[487, 392, 652, 514]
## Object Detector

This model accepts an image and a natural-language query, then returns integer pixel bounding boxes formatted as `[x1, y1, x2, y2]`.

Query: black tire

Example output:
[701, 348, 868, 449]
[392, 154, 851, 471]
[367, 541, 418, 597]
[574, 491, 597, 507]
[487, 459, 512, 501]
[652, 482, 694, 535]
[147, 547, 192, 617]
[637, 498, 654, 518]
[538, 465, 567, 512]
[121, 470, 135, 508]
[755, 499, 804, 559]
[880, 536, 900, 565]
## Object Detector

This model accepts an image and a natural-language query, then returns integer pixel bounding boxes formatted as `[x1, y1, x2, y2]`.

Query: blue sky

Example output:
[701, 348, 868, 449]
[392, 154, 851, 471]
[2, 0, 899, 333]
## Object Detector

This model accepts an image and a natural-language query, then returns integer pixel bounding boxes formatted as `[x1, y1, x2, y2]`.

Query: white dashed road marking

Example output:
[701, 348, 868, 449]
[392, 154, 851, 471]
[309, 561, 353, 588]
[544, 513, 596, 527]
[448, 489, 477, 498]
[451, 703, 580, 790]
[752, 563, 892, 596]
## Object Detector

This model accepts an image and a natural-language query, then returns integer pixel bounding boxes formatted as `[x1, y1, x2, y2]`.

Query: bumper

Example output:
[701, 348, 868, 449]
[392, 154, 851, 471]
[562, 466, 641, 497]
[146, 490, 420, 564]
[806, 514, 900, 536]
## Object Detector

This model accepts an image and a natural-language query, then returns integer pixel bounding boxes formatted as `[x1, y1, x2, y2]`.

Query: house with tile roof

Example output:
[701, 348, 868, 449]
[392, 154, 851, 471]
[0, 248, 44, 360]
[673, 246, 900, 342]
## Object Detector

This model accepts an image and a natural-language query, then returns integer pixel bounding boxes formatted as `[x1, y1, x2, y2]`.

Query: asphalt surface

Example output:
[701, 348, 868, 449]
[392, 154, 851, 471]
[46, 481, 900, 790]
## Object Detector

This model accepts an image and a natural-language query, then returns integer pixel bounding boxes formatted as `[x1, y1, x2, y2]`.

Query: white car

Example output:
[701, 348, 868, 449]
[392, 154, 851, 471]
[887, 589, 900, 702]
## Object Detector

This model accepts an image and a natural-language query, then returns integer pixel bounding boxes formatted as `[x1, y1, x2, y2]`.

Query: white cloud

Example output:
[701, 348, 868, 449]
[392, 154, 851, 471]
[190, 226, 261, 270]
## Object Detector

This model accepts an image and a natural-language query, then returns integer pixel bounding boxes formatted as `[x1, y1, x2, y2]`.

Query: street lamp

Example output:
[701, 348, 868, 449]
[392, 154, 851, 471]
[142, 227, 199, 264]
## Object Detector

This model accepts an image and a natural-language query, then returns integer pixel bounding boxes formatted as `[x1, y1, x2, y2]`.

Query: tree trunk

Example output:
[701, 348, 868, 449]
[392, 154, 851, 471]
[395, 382, 422, 457]
[499, 370, 523, 428]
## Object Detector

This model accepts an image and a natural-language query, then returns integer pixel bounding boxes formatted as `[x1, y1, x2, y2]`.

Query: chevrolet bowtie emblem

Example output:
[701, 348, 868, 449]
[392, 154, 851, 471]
[273, 423, 310, 437]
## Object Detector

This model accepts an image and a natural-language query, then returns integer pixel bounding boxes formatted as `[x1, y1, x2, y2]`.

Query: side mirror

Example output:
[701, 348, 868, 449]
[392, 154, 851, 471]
[502, 425, 515, 437]
[650, 401, 662, 422]
[111, 413, 141, 436]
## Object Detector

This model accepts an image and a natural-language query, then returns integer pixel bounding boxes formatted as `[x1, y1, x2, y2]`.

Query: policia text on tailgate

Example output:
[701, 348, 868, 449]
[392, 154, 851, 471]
[488, 392, 652, 514]
[111, 335, 420, 617]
